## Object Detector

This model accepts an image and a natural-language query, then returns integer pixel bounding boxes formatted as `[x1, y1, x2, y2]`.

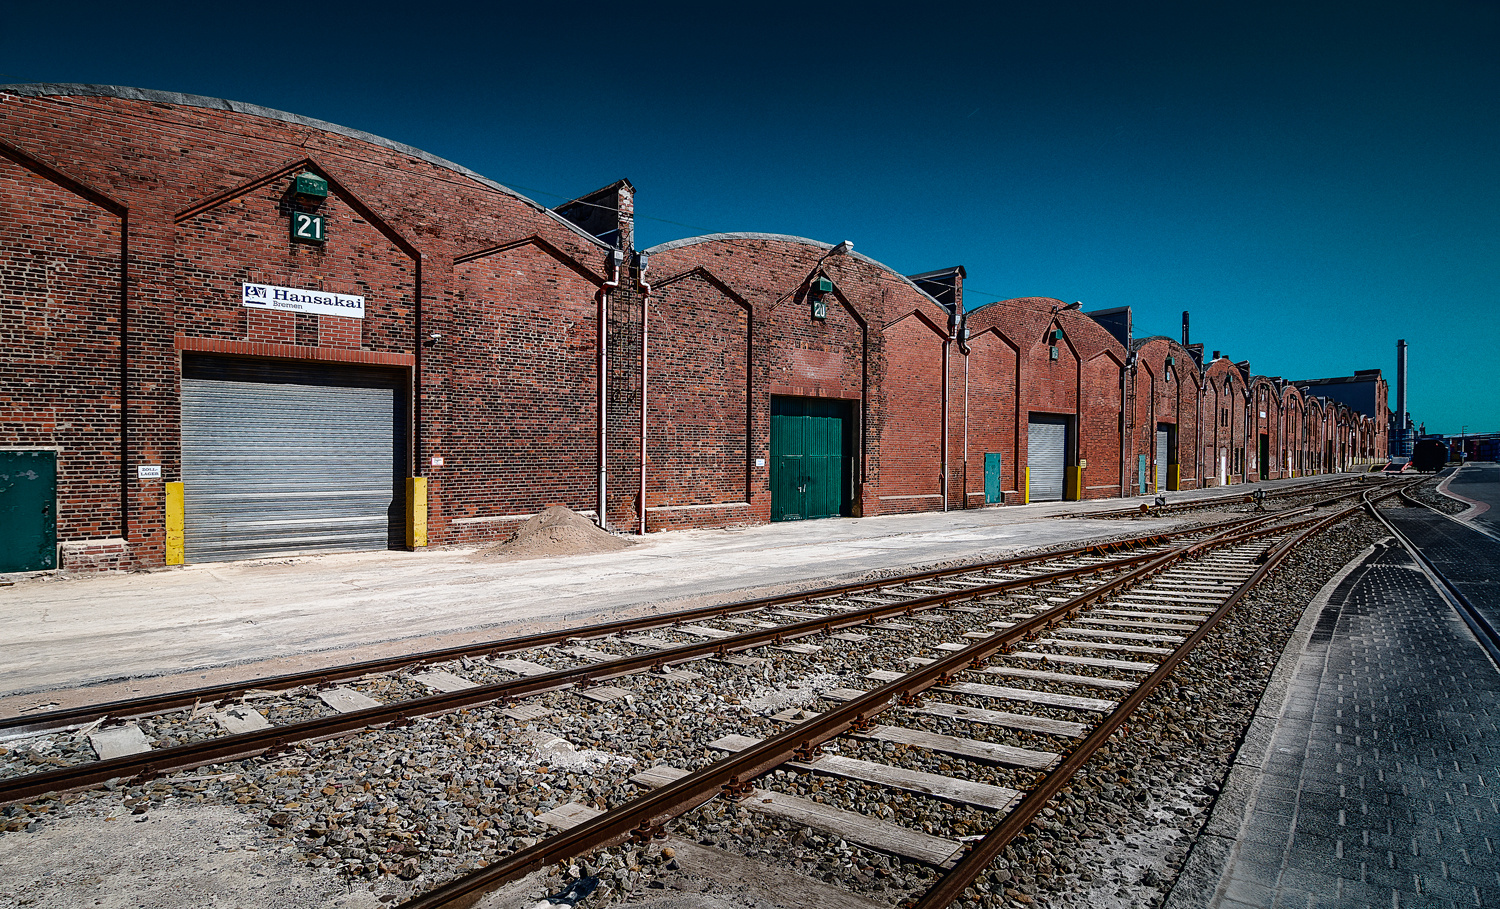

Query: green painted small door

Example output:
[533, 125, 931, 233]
[770, 397, 849, 521]
[0, 450, 57, 572]
[984, 453, 1003, 504]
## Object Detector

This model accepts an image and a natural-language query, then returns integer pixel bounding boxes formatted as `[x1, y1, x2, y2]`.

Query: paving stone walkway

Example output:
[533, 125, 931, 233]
[1169, 536, 1500, 908]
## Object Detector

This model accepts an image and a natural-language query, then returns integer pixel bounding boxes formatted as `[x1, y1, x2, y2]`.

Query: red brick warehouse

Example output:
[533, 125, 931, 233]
[0, 85, 1389, 572]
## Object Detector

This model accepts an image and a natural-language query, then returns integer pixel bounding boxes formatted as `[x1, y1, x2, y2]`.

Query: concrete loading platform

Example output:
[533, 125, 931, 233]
[1, 475, 1334, 717]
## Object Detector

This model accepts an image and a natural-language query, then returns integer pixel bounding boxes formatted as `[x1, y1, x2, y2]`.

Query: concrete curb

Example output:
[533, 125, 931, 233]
[1161, 539, 1387, 909]
[1435, 464, 1493, 525]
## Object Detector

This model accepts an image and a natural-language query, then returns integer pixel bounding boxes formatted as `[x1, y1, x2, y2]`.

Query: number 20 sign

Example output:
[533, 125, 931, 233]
[290, 211, 326, 244]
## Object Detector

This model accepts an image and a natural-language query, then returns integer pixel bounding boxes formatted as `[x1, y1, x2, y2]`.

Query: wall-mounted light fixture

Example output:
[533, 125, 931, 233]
[423, 332, 442, 348]
[293, 172, 328, 199]
[810, 275, 832, 320]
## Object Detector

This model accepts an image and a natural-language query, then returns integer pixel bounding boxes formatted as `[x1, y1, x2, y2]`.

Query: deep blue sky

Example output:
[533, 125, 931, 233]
[4, 1, 1495, 434]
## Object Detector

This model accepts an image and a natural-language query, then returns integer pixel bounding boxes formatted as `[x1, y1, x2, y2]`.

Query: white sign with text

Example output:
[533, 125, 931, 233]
[242, 282, 365, 319]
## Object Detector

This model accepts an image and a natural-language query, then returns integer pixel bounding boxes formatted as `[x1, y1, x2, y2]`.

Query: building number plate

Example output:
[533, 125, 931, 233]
[291, 212, 326, 243]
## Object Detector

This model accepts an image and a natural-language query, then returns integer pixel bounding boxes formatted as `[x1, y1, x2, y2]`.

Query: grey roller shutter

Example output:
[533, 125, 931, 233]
[182, 367, 399, 563]
[1156, 429, 1169, 492]
[1027, 418, 1067, 502]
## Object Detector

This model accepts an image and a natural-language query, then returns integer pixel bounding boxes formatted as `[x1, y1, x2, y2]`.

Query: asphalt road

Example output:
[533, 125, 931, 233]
[1444, 460, 1500, 535]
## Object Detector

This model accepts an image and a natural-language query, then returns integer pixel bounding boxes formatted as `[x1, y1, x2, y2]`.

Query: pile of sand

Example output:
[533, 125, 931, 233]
[477, 505, 634, 561]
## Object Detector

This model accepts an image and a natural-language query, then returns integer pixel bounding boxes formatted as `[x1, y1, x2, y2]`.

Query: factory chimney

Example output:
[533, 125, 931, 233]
[1182, 311, 1190, 347]
[1396, 339, 1407, 434]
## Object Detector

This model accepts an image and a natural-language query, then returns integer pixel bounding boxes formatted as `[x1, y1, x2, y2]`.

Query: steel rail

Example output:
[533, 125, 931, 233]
[1083, 474, 1373, 519]
[393, 510, 1329, 908]
[910, 492, 1385, 908]
[0, 531, 1215, 806]
[3, 524, 1212, 737]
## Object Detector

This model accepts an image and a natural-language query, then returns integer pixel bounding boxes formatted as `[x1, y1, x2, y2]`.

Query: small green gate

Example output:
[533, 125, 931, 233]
[0, 450, 57, 572]
[984, 452, 1003, 504]
[770, 397, 851, 522]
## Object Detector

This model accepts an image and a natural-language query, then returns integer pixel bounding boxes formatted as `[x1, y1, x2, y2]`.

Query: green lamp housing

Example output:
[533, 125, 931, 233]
[294, 172, 329, 199]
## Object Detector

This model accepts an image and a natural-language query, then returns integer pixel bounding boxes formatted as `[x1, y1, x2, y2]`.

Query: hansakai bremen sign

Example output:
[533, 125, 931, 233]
[242, 282, 365, 319]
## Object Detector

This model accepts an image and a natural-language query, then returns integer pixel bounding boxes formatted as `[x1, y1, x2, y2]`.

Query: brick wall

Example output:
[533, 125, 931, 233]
[1, 86, 1390, 570]
[879, 312, 946, 512]
[965, 298, 1124, 501]
[962, 330, 1020, 503]
[643, 235, 947, 524]
[438, 242, 601, 543]
[645, 270, 751, 509]
[0, 145, 124, 542]
[1130, 338, 1202, 491]
[0, 87, 610, 566]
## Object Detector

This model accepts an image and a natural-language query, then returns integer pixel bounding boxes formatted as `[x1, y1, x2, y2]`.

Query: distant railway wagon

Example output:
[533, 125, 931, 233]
[1411, 440, 1450, 473]
[0, 83, 1388, 572]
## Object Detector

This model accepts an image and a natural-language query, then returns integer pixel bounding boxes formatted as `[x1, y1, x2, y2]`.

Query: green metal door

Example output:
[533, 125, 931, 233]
[984, 453, 1003, 504]
[770, 397, 849, 521]
[0, 450, 57, 572]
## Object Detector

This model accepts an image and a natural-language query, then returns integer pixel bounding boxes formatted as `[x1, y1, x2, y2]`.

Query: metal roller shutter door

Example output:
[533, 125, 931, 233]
[1027, 418, 1067, 502]
[1156, 429, 1169, 492]
[182, 368, 399, 563]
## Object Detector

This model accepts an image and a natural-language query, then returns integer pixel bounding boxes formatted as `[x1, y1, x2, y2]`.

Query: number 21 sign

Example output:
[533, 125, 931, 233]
[290, 211, 326, 244]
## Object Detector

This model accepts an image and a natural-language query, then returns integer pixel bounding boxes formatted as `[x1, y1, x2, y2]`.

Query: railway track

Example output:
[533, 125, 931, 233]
[0, 478, 1410, 908]
[0, 477, 1357, 745]
[0, 479, 1376, 803]
[1088, 473, 1381, 520]
[0, 524, 1218, 801]
[390, 493, 1388, 908]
